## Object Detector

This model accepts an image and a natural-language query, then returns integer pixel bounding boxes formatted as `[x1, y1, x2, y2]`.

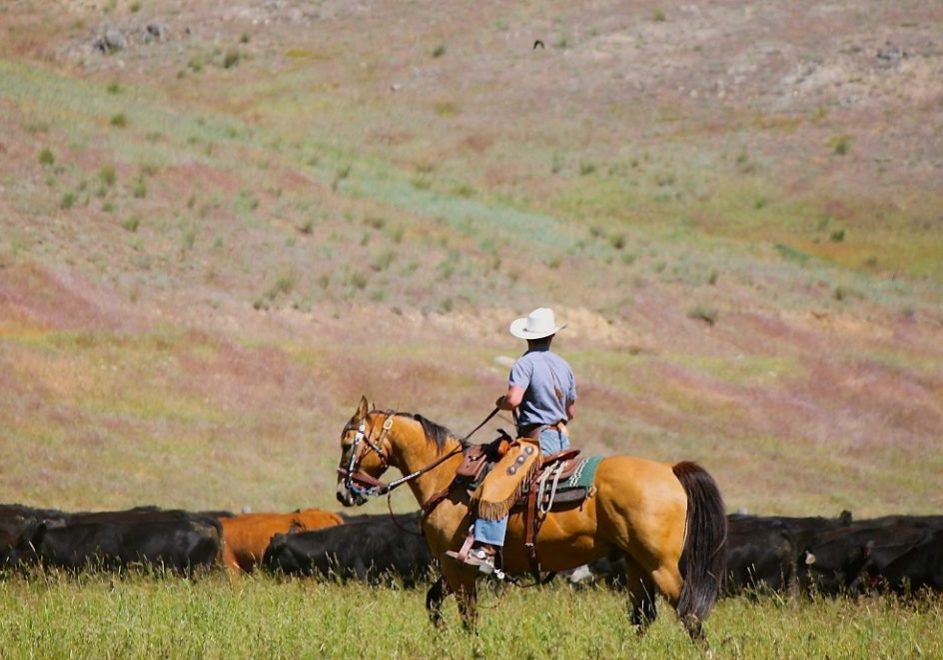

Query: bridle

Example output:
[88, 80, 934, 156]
[338, 407, 499, 499]
[339, 411, 396, 497]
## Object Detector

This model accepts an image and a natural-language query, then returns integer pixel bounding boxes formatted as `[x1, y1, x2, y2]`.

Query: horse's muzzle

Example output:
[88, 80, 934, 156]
[335, 482, 367, 507]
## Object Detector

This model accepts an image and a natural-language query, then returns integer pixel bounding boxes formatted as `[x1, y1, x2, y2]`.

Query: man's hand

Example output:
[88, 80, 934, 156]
[495, 395, 510, 410]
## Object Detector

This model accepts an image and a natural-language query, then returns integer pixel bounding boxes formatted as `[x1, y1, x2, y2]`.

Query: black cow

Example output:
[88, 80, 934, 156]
[0, 504, 71, 533]
[721, 511, 854, 596]
[1, 516, 30, 568]
[722, 515, 795, 595]
[0, 504, 70, 521]
[9, 512, 222, 574]
[1, 504, 196, 531]
[1, 504, 72, 568]
[262, 511, 434, 587]
[196, 510, 236, 520]
[798, 516, 940, 596]
[862, 527, 943, 594]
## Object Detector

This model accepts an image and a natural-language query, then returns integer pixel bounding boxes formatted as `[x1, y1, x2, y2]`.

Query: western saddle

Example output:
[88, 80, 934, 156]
[424, 431, 595, 578]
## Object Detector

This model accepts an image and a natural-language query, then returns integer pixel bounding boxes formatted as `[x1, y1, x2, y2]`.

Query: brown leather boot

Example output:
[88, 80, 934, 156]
[445, 543, 498, 574]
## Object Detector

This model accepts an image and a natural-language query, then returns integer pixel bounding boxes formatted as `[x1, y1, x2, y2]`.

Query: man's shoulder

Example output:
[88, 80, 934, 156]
[546, 351, 574, 371]
[518, 350, 574, 377]
[511, 352, 537, 372]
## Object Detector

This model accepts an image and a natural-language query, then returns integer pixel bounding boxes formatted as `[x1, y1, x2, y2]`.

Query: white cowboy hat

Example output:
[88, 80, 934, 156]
[509, 307, 566, 340]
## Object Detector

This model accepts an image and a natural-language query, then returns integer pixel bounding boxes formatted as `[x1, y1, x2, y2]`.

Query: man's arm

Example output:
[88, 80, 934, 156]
[496, 385, 525, 411]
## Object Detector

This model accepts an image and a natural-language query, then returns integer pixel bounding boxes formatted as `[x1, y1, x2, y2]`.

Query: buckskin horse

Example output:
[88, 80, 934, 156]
[335, 397, 727, 640]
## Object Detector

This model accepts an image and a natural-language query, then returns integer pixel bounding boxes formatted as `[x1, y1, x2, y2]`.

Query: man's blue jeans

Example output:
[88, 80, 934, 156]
[474, 428, 570, 546]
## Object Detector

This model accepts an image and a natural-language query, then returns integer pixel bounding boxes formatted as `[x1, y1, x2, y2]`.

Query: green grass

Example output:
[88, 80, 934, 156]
[0, 573, 940, 658]
[38, 147, 55, 166]
[59, 191, 77, 209]
[223, 51, 242, 69]
[686, 304, 718, 326]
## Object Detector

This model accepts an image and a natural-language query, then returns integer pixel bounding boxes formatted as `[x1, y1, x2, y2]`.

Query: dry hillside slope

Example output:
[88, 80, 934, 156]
[0, 0, 941, 516]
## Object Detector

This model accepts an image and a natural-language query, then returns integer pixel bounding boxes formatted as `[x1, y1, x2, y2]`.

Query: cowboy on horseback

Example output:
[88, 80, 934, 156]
[336, 325, 726, 638]
[447, 307, 577, 574]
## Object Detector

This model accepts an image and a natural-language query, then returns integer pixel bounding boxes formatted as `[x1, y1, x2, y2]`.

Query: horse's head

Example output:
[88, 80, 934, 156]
[336, 396, 395, 507]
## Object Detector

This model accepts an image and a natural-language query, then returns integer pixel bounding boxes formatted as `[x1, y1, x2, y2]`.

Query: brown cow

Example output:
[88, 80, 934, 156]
[220, 508, 344, 573]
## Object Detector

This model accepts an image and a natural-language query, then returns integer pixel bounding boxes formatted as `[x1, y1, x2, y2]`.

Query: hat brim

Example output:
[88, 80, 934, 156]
[509, 317, 566, 340]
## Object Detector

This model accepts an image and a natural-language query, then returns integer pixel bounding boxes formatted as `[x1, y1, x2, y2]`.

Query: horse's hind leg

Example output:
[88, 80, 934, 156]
[624, 558, 657, 634]
[651, 563, 705, 642]
[425, 576, 449, 627]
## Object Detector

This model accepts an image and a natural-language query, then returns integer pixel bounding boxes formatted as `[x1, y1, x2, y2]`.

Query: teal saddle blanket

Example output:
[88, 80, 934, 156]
[523, 455, 604, 493]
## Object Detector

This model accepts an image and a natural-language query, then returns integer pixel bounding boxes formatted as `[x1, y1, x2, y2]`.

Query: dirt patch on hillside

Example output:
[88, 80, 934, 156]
[0, 262, 149, 333]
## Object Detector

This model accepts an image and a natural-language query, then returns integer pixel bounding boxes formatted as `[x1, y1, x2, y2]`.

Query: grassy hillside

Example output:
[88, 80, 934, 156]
[1, 0, 941, 516]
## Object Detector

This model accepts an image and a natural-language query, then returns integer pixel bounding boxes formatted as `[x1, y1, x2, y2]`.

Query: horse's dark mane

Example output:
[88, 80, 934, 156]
[404, 413, 461, 451]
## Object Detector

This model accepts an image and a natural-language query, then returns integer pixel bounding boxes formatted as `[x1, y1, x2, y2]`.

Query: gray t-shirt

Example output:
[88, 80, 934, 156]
[509, 348, 577, 428]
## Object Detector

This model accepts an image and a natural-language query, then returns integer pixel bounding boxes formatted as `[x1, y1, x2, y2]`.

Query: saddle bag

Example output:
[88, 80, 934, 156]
[456, 432, 512, 482]
[456, 445, 488, 481]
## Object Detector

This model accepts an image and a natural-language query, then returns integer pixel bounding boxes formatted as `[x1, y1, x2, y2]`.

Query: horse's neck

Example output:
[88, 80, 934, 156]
[390, 421, 462, 505]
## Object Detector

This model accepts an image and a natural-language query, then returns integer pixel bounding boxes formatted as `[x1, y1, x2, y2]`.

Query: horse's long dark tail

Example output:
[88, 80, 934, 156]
[673, 461, 727, 627]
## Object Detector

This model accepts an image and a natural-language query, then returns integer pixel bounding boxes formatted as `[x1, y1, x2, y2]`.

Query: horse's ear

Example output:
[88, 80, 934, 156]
[356, 395, 369, 421]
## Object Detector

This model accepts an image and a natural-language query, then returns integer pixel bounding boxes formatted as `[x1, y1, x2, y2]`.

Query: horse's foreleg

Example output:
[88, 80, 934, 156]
[624, 558, 658, 634]
[441, 561, 479, 632]
[425, 576, 449, 628]
[456, 585, 478, 633]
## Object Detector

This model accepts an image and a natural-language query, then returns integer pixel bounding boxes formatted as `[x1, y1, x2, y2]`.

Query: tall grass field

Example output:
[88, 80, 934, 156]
[1, 571, 941, 658]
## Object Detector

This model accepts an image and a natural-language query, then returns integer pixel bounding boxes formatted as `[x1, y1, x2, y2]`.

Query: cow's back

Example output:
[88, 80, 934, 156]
[876, 527, 943, 592]
[221, 508, 343, 573]
[24, 515, 221, 573]
[262, 512, 433, 587]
